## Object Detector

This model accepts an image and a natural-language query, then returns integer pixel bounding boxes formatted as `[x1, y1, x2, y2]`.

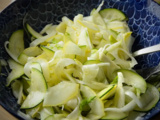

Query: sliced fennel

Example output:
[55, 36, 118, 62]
[80, 85, 105, 119]
[11, 80, 23, 104]
[40, 107, 54, 120]
[4, 1, 159, 120]
[26, 24, 43, 38]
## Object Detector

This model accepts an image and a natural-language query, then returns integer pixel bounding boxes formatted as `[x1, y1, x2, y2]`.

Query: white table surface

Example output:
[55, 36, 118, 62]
[0, 0, 15, 12]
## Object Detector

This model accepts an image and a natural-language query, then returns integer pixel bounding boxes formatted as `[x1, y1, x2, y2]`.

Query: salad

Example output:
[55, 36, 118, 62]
[4, 1, 159, 120]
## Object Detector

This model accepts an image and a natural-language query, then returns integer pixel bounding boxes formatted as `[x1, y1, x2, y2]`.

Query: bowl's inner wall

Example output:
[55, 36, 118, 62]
[0, 0, 160, 119]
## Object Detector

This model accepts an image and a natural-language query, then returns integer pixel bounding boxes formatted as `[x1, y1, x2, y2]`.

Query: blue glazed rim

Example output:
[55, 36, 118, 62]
[0, 0, 160, 119]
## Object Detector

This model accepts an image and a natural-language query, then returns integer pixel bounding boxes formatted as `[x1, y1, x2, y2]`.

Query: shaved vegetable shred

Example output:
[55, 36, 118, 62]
[4, 1, 159, 120]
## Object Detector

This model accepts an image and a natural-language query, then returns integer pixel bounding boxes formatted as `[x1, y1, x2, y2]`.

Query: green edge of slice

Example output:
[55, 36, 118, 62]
[99, 8, 128, 21]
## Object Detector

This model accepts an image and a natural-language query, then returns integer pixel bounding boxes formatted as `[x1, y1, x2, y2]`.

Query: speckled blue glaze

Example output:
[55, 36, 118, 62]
[0, 0, 160, 119]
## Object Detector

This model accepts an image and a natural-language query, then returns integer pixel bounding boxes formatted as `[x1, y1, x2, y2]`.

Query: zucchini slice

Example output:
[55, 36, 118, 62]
[101, 111, 128, 120]
[6, 59, 24, 86]
[5, 29, 25, 63]
[115, 69, 147, 93]
[18, 47, 42, 65]
[8, 29, 24, 57]
[134, 84, 159, 112]
[21, 68, 47, 109]
[43, 81, 79, 106]
[99, 8, 127, 21]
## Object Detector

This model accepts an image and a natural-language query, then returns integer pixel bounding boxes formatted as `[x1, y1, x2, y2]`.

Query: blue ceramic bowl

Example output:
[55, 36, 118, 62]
[0, 0, 160, 119]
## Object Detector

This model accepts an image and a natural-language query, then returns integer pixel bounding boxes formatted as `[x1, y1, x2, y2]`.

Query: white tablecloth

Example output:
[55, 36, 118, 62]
[0, 0, 15, 12]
